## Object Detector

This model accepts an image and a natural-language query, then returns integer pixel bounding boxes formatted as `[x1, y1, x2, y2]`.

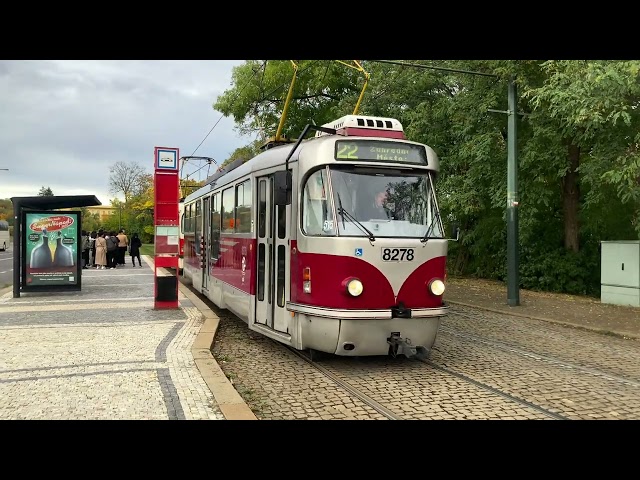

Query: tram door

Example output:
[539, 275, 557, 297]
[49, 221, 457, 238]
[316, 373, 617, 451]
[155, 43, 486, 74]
[201, 196, 210, 292]
[255, 175, 289, 333]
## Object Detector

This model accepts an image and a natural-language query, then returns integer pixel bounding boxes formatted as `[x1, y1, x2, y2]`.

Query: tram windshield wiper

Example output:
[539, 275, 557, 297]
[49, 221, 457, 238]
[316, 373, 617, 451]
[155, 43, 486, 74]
[337, 193, 346, 229]
[420, 211, 441, 244]
[336, 194, 376, 242]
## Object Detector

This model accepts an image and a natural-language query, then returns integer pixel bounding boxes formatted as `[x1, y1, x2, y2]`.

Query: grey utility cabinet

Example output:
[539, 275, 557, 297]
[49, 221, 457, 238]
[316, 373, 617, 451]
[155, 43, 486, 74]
[600, 240, 640, 307]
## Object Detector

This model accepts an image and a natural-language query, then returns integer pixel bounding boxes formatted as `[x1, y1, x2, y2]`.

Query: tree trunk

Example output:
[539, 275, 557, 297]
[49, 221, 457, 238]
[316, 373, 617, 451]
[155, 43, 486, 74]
[562, 142, 581, 252]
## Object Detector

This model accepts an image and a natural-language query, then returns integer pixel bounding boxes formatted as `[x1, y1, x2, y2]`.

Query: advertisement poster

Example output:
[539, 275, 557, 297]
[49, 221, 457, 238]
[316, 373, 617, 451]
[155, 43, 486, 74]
[23, 211, 80, 288]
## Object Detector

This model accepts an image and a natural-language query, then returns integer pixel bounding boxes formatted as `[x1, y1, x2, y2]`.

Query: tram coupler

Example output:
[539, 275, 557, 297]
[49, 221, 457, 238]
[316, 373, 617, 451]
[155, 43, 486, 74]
[387, 333, 430, 359]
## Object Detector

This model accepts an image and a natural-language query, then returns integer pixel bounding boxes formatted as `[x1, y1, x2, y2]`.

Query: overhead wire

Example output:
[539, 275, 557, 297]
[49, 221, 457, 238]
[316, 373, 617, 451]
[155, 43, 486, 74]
[182, 60, 268, 184]
[258, 60, 322, 102]
[190, 60, 323, 180]
[182, 60, 351, 185]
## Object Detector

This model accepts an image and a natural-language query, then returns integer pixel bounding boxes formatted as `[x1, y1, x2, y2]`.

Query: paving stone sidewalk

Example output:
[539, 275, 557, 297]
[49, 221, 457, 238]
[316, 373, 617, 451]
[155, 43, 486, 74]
[0, 256, 254, 420]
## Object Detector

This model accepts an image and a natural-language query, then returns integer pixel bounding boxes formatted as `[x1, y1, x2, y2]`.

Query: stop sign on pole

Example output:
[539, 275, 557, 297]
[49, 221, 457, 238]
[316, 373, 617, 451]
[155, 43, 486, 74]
[153, 146, 180, 309]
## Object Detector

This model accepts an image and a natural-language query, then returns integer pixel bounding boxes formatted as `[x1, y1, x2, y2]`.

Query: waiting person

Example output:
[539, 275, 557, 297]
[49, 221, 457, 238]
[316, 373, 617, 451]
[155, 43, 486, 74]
[89, 231, 97, 267]
[116, 229, 128, 266]
[81, 230, 90, 269]
[95, 233, 107, 269]
[129, 233, 143, 267]
[106, 231, 119, 269]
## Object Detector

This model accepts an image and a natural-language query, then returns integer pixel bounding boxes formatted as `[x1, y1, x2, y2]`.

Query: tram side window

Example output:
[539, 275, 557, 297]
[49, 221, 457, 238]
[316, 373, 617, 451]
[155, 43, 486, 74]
[221, 187, 235, 233]
[258, 179, 267, 238]
[211, 193, 220, 258]
[185, 204, 192, 233]
[235, 179, 252, 234]
[195, 200, 201, 254]
[302, 168, 336, 236]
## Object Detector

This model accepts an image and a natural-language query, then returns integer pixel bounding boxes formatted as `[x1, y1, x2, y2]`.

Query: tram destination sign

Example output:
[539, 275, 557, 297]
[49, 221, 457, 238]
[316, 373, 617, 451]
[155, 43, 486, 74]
[334, 140, 428, 165]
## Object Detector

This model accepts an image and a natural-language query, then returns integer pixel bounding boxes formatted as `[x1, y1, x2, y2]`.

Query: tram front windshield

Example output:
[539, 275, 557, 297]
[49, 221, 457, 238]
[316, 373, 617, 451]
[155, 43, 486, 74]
[302, 166, 444, 239]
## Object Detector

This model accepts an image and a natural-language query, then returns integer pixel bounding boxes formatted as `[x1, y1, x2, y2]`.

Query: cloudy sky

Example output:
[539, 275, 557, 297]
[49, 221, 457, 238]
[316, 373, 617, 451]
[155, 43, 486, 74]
[0, 60, 256, 205]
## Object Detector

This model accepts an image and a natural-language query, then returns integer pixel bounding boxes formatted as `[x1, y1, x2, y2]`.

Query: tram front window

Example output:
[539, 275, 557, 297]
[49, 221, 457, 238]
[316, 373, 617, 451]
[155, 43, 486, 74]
[329, 167, 444, 239]
[301, 168, 337, 236]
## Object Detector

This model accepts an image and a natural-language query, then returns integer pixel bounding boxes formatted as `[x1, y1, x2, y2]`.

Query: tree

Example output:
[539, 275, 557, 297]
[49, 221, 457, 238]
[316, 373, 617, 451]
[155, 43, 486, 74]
[0, 199, 12, 226]
[109, 161, 147, 204]
[78, 207, 100, 232]
[215, 142, 262, 172]
[213, 60, 367, 142]
[38, 186, 54, 196]
[128, 180, 155, 243]
[523, 60, 640, 245]
[179, 178, 205, 200]
[210, 59, 640, 296]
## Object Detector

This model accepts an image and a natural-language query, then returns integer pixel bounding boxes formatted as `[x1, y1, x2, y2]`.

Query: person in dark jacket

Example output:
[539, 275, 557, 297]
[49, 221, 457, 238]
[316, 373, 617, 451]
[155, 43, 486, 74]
[129, 233, 143, 267]
[81, 230, 90, 269]
[357, 188, 391, 220]
[106, 231, 119, 269]
[89, 231, 97, 267]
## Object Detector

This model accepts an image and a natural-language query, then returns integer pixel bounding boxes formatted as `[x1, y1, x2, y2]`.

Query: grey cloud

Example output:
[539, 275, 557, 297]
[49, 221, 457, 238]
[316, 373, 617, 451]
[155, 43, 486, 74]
[0, 60, 253, 204]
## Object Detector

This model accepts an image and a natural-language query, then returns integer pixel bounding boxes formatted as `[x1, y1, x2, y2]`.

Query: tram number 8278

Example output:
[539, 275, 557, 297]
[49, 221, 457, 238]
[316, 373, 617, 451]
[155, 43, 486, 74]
[181, 114, 460, 359]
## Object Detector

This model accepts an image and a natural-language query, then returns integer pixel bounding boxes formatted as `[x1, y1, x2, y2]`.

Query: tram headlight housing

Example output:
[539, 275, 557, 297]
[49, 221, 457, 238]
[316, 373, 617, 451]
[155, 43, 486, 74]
[303, 267, 311, 294]
[429, 279, 445, 296]
[345, 278, 364, 297]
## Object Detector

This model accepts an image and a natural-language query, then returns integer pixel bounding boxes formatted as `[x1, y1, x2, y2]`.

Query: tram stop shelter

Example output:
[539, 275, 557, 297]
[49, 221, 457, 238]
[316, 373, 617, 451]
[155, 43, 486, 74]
[10, 195, 102, 298]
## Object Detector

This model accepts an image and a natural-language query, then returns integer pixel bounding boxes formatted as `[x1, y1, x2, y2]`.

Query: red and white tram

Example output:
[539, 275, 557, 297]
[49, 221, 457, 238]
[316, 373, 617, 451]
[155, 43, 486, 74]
[182, 114, 455, 359]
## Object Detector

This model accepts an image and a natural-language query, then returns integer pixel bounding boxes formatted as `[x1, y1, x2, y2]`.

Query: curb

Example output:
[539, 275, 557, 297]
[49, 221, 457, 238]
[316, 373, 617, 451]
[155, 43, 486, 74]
[143, 255, 257, 420]
[0, 284, 12, 298]
[446, 299, 640, 341]
[179, 283, 258, 420]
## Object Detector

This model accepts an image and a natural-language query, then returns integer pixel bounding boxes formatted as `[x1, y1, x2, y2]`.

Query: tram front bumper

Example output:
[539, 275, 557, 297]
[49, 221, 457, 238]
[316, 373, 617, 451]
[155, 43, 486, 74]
[291, 303, 448, 357]
[334, 317, 442, 356]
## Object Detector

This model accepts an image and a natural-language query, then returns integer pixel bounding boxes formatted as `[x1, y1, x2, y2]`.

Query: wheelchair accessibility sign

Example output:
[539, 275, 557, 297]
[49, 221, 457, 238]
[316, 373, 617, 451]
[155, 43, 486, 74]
[354, 248, 363, 257]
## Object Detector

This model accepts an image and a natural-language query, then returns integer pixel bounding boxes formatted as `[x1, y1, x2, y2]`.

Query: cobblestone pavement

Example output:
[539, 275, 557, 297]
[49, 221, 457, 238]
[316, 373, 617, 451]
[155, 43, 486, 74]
[444, 277, 640, 340]
[205, 293, 640, 420]
[0, 259, 225, 420]
[4, 259, 638, 421]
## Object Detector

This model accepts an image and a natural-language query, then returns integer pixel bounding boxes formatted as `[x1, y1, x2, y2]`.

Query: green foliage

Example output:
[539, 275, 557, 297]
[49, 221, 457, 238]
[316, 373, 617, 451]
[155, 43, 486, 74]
[463, 211, 508, 279]
[213, 60, 371, 142]
[78, 207, 100, 232]
[520, 247, 600, 296]
[210, 59, 640, 297]
[216, 141, 262, 171]
[38, 186, 54, 196]
[0, 199, 12, 225]
[179, 178, 205, 200]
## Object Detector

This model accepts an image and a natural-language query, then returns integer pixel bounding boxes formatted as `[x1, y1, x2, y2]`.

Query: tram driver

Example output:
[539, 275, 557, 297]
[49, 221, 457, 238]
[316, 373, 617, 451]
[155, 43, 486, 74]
[357, 185, 394, 220]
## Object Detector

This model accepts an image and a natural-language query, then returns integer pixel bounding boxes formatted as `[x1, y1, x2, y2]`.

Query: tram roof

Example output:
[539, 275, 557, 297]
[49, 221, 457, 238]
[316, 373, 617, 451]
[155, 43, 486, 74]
[183, 133, 440, 204]
[184, 142, 300, 203]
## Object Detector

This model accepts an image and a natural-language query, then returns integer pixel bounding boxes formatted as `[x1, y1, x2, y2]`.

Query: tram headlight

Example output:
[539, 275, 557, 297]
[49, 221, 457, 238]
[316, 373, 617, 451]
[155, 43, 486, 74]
[346, 278, 364, 297]
[429, 279, 445, 296]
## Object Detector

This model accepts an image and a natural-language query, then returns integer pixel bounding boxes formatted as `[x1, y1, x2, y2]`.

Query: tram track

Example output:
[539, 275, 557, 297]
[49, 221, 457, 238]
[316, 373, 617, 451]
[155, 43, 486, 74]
[283, 341, 567, 420]
[416, 357, 569, 420]
[186, 282, 638, 420]
[446, 309, 640, 387]
[284, 346, 404, 420]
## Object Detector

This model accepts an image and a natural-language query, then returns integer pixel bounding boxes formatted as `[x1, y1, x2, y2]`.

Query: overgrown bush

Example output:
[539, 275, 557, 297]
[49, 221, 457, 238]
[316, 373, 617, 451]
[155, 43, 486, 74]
[519, 248, 600, 297]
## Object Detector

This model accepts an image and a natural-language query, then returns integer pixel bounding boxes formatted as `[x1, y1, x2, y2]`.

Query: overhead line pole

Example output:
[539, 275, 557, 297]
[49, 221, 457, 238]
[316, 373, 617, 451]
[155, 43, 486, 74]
[371, 60, 520, 306]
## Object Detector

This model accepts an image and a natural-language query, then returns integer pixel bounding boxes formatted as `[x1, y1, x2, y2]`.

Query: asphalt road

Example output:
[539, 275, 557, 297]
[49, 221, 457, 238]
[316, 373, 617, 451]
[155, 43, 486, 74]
[0, 245, 14, 288]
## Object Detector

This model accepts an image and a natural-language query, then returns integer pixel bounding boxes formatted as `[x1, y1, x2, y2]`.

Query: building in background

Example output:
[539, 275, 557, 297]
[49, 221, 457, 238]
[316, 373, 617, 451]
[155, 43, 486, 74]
[58, 205, 116, 222]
